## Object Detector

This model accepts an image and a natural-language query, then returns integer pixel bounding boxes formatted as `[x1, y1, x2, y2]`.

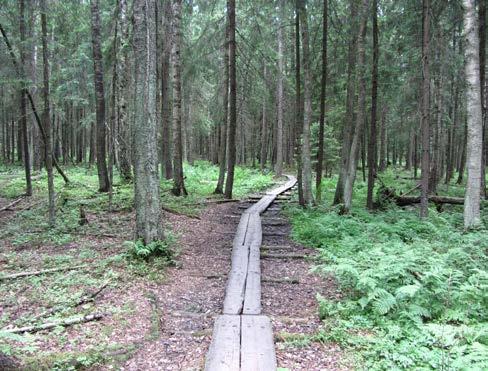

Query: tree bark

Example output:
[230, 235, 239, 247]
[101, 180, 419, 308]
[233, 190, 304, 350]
[40, 0, 55, 226]
[366, 0, 378, 209]
[215, 23, 229, 194]
[133, 0, 163, 243]
[224, 0, 237, 199]
[420, 0, 431, 218]
[260, 65, 268, 172]
[161, 0, 173, 180]
[171, 0, 187, 196]
[316, 0, 327, 203]
[90, 0, 110, 192]
[298, 0, 314, 207]
[19, 0, 32, 196]
[463, 0, 483, 228]
[294, 1, 304, 207]
[275, 0, 285, 177]
[333, 0, 358, 205]
[343, 0, 369, 213]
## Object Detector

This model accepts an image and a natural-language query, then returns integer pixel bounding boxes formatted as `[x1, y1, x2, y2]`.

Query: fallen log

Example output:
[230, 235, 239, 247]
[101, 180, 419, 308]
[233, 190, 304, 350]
[0, 265, 88, 281]
[161, 205, 201, 219]
[395, 195, 464, 206]
[3, 313, 104, 333]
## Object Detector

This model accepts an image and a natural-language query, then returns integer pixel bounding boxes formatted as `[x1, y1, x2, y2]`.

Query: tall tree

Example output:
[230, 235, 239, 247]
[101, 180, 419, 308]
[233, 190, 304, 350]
[463, 0, 483, 228]
[19, 0, 32, 196]
[132, 0, 163, 243]
[298, 0, 314, 206]
[117, 0, 132, 182]
[224, 0, 237, 199]
[215, 23, 229, 194]
[90, 0, 110, 192]
[366, 0, 378, 209]
[316, 0, 327, 203]
[294, 0, 304, 206]
[40, 0, 55, 226]
[420, 0, 431, 218]
[275, 0, 285, 177]
[171, 0, 187, 196]
[161, 0, 173, 180]
[343, 0, 369, 213]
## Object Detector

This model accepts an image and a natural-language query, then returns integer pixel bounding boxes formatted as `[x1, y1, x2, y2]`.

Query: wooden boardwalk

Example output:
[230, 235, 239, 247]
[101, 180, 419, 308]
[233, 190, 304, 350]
[205, 176, 297, 371]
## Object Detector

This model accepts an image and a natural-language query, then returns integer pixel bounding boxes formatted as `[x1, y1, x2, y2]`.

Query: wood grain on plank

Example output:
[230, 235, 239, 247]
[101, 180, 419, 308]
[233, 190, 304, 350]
[204, 315, 241, 371]
[241, 315, 277, 371]
[223, 244, 249, 314]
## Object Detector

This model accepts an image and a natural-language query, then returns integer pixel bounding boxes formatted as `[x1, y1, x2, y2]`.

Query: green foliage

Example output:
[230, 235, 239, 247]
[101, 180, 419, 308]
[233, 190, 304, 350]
[288, 183, 488, 370]
[124, 236, 175, 263]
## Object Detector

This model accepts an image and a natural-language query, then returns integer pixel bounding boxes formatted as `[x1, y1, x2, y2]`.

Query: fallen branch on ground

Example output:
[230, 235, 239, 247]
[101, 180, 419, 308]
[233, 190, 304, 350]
[0, 265, 88, 281]
[261, 253, 308, 259]
[3, 313, 104, 334]
[0, 197, 25, 212]
[262, 277, 299, 284]
[30, 280, 110, 322]
[161, 205, 201, 219]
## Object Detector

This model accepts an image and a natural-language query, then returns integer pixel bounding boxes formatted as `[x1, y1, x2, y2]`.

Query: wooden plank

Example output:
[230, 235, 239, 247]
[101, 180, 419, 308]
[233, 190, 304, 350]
[244, 214, 262, 247]
[243, 243, 261, 315]
[241, 315, 277, 371]
[223, 244, 249, 314]
[204, 315, 241, 371]
[233, 213, 250, 247]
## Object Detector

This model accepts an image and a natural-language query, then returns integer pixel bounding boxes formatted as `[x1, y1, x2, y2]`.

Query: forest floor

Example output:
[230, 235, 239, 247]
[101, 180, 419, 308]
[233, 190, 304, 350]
[0, 163, 352, 370]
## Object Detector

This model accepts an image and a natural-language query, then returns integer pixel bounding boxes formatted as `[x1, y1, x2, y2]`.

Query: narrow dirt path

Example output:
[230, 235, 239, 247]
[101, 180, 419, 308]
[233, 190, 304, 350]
[121, 187, 348, 370]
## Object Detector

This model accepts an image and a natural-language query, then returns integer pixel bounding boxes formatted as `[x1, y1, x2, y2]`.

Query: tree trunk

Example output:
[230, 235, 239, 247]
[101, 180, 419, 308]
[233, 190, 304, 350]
[366, 0, 378, 209]
[298, 0, 314, 207]
[90, 0, 110, 192]
[294, 1, 304, 206]
[215, 23, 229, 194]
[316, 0, 327, 203]
[132, 0, 163, 243]
[420, 0, 431, 218]
[463, 0, 483, 228]
[171, 0, 187, 196]
[117, 0, 132, 182]
[161, 0, 173, 180]
[479, 0, 487, 197]
[343, 0, 368, 213]
[19, 0, 32, 196]
[224, 0, 237, 199]
[260, 65, 268, 173]
[40, 0, 55, 226]
[275, 0, 285, 177]
[333, 0, 358, 205]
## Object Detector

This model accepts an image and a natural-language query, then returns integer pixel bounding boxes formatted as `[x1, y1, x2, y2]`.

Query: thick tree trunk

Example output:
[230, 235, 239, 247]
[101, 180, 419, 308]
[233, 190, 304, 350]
[40, 0, 55, 226]
[420, 0, 431, 218]
[132, 0, 163, 243]
[215, 23, 229, 194]
[90, 0, 110, 192]
[298, 0, 314, 207]
[366, 0, 378, 209]
[20, 0, 32, 196]
[316, 0, 327, 203]
[171, 0, 187, 196]
[463, 0, 483, 228]
[343, 0, 369, 213]
[479, 0, 487, 197]
[333, 0, 358, 205]
[224, 0, 237, 199]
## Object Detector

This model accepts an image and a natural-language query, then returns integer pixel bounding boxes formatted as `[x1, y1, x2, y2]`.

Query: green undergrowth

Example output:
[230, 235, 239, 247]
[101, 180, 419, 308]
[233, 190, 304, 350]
[286, 170, 488, 370]
[0, 161, 274, 246]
